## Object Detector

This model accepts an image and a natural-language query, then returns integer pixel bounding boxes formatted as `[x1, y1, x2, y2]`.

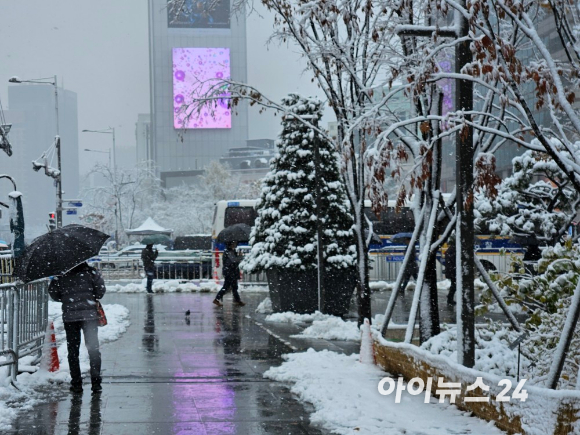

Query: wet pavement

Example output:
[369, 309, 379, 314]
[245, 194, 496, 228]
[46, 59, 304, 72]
[7, 292, 329, 435]
[7, 287, 513, 435]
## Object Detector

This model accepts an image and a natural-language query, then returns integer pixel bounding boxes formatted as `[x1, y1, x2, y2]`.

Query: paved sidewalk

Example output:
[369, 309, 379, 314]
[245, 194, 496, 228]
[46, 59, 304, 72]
[7, 292, 327, 435]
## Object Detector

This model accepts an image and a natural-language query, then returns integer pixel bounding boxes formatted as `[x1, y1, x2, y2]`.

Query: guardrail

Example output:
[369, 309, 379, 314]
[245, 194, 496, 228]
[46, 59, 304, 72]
[91, 255, 214, 281]
[0, 278, 50, 385]
[90, 258, 142, 280]
[1, 255, 15, 284]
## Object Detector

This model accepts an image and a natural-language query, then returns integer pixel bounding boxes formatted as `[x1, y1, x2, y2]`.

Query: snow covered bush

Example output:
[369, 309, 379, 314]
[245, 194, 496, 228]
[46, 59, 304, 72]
[475, 135, 580, 245]
[477, 240, 580, 388]
[422, 326, 522, 378]
[242, 94, 356, 273]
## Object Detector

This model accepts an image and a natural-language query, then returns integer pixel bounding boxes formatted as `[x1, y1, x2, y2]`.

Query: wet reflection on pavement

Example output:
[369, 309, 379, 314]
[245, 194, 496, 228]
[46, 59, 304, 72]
[7, 292, 327, 435]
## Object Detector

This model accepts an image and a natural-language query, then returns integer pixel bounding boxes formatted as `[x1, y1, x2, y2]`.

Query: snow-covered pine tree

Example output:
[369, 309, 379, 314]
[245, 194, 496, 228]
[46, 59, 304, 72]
[242, 94, 356, 274]
[475, 146, 580, 245]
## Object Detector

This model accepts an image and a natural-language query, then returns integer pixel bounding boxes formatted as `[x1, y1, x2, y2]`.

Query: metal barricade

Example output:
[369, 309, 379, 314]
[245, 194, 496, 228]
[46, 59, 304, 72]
[91, 258, 142, 280]
[0, 255, 15, 284]
[93, 255, 215, 282]
[155, 256, 213, 281]
[0, 278, 49, 384]
[369, 251, 443, 282]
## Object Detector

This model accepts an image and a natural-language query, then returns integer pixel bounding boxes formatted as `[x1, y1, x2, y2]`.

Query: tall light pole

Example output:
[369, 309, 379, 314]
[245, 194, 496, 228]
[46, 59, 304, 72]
[9, 75, 63, 227]
[82, 128, 118, 244]
[82, 128, 116, 175]
[84, 148, 111, 168]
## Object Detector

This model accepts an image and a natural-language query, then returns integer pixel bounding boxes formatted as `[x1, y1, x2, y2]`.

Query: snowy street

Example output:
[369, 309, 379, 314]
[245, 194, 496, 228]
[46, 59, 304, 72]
[2, 291, 508, 434]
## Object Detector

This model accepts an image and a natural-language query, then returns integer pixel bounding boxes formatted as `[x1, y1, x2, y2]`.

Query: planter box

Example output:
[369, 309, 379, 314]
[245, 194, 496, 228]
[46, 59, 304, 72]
[373, 336, 580, 435]
[266, 267, 356, 316]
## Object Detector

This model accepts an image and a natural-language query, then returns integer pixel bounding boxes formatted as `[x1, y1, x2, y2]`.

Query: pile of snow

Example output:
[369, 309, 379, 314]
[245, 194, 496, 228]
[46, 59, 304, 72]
[265, 311, 332, 323]
[297, 316, 362, 341]
[255, 297, 273, 313]
[266, 311, 388, 342]
[265, 349, 504, 435]
[107, 279, 267, 294]
[107, 279, 220, 293]
[421, 326, 522, 378]
[0, 300, 130, 430]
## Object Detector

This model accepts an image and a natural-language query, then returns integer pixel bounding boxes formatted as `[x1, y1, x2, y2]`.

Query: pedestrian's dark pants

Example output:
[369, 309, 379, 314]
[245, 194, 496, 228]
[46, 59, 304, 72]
[401, 262, 418, 291]
[145, 269, 155, 293]
[447, 274, 457, 304]
[216, 277, 241, 302]
[64, 320, 101, 388]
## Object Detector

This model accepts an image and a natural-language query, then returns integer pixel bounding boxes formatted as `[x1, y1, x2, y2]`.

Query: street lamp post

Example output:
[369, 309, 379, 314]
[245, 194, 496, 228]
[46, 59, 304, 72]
[82, 128, 118, 244]
[82, 128, 116, 174]
[9, 75, 63, 227]
[84, 148, 111, 168]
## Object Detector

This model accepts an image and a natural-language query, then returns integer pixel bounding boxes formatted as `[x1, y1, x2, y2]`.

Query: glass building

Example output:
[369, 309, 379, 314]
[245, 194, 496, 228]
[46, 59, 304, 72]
[148, 0, 249, 187]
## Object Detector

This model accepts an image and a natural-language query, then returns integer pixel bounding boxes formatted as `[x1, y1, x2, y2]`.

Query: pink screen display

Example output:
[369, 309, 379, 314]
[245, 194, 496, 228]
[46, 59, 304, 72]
[173, 48, 231, 129]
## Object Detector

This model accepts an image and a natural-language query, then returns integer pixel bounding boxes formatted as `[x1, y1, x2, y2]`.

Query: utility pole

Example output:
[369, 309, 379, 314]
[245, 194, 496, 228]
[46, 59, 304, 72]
[455, 1, 475, 368]
[395, 0, 475, 366]
[313, 121, 325, 312]
[54, 75, 63, 228]
[56, 136, 63, 228]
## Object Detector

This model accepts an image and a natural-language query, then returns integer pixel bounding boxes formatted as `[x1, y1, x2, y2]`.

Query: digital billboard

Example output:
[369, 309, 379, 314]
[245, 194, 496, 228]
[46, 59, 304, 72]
[173, 48, 231, 129]
[167, 0, 230, 29]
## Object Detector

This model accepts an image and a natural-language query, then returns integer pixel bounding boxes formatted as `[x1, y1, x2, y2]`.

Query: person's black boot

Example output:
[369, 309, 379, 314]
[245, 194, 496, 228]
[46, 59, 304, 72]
[69, 383, 83, 394]
[91, 376, 102, 394]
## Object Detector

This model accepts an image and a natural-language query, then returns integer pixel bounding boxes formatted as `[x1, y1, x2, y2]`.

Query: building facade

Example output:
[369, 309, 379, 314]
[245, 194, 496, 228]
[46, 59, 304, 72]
[4, 85, 79, 237]
[148, 0, 249, 188]
[135, 113, 151, 164]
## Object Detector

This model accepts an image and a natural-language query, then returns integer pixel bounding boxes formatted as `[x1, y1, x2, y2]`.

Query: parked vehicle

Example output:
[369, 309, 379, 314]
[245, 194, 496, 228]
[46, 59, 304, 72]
[173, 235, 212, 251]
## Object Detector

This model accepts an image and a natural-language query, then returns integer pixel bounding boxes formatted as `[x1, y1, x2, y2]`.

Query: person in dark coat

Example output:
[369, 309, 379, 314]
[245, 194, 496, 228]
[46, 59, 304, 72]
[445, 239, 457, 305]
[400, 238, 419, 292]
[141, 244, 158, 294]
[48, 262, 106, 394]
[213, 242, 245, 307]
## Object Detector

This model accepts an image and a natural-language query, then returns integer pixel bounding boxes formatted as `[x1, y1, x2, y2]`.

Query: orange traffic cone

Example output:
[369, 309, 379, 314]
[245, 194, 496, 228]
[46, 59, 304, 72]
[47, 321, 59, 372]
[359, 318, 375, 364]
[213, 249, 220, 284]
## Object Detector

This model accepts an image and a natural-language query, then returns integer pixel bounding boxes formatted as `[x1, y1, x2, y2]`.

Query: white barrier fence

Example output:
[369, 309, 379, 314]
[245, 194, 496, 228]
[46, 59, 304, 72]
[0, 279, 50, 385]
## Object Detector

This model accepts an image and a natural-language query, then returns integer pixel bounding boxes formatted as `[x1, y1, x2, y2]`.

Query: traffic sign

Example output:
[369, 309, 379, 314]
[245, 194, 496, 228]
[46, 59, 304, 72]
[66, 209, 77, 215]
[68, 202, 82, 207]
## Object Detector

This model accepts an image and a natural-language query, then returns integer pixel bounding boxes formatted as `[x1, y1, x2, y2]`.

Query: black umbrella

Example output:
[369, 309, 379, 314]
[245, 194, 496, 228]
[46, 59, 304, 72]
[216, 223, 252, 244]
[15, 224, 109, 283]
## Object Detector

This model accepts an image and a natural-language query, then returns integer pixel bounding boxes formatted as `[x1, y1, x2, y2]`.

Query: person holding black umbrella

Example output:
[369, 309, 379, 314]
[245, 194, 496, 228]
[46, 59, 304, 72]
[49, 262, 106, 394]
[213, 241, 246, 307]
[141, 244, 158, 294]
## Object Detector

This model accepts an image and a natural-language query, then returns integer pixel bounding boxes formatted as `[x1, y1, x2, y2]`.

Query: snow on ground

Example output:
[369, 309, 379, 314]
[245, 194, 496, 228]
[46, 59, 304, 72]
[0, 300, 130, 430]
[106, 279, 268, 294]
[265, 310, 389, 342]
[265, 349, 505, 435]
[255, 297, 273, 313]
[421, 326, 522, 378]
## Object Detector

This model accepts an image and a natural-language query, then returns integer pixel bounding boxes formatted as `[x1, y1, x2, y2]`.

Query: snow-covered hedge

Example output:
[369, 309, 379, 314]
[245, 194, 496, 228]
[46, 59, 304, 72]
[477, 241, 580, 388]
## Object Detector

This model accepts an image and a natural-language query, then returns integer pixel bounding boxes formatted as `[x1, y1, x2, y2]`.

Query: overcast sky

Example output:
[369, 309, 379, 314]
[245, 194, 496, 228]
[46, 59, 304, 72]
[0, 1, 327, 174]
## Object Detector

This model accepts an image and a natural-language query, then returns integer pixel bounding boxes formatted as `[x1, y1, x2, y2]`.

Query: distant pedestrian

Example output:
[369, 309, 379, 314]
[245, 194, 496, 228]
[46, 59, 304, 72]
[400, 238, 419, 291]
[48, 262, 106, 394]
[445, 238, 457, 305]
[141, 244, 158, 293]
[213, 242, 246, 307]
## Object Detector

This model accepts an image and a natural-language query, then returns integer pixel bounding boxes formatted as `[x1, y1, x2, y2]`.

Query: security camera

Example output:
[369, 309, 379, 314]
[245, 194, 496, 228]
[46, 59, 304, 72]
[32, 160, 44, 172]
